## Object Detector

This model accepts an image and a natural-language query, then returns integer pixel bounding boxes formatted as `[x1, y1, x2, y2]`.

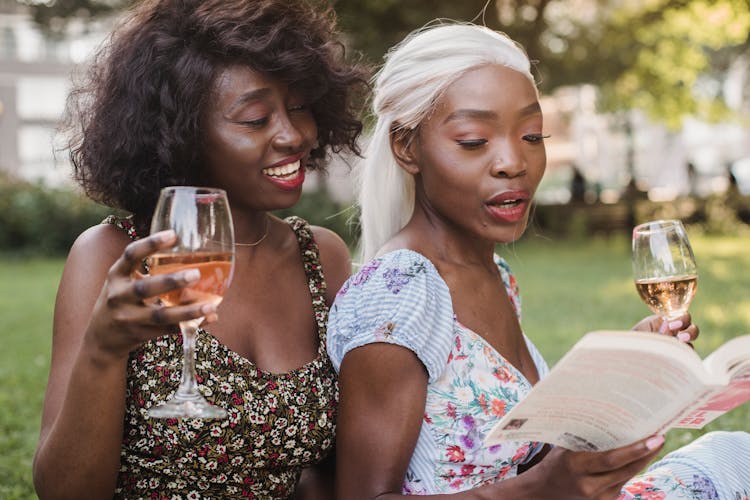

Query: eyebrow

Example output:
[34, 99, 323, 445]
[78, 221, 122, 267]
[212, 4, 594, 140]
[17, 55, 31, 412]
[443, 101, 542, 124]
[227, 88, 273, 113]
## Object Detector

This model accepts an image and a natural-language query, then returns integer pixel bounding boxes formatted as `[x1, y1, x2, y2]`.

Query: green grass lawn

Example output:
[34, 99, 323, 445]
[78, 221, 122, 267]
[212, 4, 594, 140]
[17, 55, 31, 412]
[0, 257, 63, 499]
[2, 232, 749, 498]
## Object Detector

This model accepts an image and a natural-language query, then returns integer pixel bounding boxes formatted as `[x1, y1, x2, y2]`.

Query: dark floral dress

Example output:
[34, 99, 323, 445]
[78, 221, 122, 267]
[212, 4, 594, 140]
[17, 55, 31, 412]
[104, 215, 338, 499]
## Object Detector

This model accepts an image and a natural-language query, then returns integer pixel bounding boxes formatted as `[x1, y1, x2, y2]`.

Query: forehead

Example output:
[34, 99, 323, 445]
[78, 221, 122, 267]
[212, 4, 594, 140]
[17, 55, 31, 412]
[211, 65, 291, 108]
[430, 64, 539, 122]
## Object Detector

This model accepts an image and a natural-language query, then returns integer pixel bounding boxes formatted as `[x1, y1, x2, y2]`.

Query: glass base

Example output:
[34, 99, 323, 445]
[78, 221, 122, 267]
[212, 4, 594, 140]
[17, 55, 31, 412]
[148, 394, 227, 419]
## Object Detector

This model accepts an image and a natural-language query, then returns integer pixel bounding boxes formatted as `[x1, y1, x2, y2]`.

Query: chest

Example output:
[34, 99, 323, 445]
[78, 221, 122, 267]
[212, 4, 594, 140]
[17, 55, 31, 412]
[442, 268, 538, 385]
[121, 334, 338, 491]
[415, 326, 544, 492]
[207, 247, 324, 372]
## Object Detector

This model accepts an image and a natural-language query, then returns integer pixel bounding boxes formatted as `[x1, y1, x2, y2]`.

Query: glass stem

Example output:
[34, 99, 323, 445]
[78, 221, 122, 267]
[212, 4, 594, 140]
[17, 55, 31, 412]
[175, 319, 202, 400]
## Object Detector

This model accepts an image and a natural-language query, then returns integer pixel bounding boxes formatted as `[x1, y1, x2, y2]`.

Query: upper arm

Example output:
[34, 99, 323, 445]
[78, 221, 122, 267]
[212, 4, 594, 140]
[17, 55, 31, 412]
[336, 342, 429, 499]
[39, 224, 129, 443]
[310, 225, 352, 305]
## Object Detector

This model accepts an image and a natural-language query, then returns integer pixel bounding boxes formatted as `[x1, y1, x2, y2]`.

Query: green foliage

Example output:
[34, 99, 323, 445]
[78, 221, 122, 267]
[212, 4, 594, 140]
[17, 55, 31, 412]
[274, 188, 358, 247]
[597, 0, 750, 128]
[0, 174, 111, 255]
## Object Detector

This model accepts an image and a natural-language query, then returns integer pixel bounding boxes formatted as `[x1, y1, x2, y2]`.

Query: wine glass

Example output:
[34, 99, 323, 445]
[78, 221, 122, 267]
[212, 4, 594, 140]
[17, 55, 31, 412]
[632, 219, 698, 322]
[147, 186, 235, 419]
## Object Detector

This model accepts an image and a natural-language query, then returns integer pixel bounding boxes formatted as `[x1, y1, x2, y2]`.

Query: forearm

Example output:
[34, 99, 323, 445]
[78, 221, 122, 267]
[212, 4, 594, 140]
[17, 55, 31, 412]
[33, 343, 129, 500]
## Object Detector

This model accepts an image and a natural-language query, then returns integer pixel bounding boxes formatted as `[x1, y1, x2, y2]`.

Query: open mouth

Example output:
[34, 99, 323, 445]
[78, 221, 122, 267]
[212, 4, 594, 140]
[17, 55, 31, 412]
[489, 198, 524, 209]
[262, 160, 301, 179]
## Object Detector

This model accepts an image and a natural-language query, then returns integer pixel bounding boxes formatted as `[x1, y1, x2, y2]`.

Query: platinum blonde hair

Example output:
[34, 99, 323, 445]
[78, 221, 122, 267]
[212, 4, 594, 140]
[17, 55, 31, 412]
[357, 22, 535, 261]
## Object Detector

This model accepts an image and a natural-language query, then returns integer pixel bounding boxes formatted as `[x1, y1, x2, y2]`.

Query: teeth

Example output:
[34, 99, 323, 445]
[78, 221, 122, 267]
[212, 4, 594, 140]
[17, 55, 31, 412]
[262, 160, 301, 178]
[495, 199, 520, 206]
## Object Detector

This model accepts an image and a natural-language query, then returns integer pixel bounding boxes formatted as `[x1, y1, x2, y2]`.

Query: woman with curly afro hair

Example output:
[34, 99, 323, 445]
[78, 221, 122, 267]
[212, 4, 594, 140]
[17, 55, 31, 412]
[33, 0, 367, 498]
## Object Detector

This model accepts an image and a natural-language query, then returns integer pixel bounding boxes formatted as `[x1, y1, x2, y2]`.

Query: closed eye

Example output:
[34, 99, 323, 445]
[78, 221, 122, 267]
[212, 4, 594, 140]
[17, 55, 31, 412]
[523, 133, 550, 144]
[238, 117, 268, 128]
[457, 139, 488, 149]
[289, 104, 309, 113]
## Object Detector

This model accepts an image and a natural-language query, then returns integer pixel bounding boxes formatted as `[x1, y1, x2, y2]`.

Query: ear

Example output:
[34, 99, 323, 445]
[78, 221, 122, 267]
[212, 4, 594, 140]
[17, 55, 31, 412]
[389, 125, 421, 175]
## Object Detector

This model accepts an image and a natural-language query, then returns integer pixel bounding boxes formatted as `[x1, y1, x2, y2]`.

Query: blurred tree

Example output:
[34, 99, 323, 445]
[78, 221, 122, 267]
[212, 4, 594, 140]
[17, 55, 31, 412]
[20, 0, 750, 127]
[334, 0, 750, 128]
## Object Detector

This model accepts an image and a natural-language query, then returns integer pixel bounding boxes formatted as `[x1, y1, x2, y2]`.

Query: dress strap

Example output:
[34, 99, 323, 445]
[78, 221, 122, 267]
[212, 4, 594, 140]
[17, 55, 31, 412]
[285, 216, 328, 344]
[102, 214, 140, 241]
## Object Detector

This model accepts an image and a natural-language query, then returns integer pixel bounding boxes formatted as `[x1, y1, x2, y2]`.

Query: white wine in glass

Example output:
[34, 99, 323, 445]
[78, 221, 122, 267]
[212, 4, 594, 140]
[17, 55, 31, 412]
[632, 219, 697, 321]
[147, 186, 235, 419]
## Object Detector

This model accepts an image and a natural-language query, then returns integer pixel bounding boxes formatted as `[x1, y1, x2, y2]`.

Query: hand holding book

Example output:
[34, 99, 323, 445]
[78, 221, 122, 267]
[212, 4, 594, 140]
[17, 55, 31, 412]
[485, 330, 750, 452]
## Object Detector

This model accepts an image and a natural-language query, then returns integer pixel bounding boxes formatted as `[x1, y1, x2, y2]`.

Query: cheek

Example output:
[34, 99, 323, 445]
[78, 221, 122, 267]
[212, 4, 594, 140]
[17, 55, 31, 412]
[296, 114, 318, 142]
[527, 150, 547, 190]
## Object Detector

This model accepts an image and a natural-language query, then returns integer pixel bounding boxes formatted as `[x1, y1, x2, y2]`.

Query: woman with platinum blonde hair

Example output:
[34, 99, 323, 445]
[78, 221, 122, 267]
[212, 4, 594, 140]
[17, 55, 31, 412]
[329, 22, 750, 499]
[358, 23, 535, 262]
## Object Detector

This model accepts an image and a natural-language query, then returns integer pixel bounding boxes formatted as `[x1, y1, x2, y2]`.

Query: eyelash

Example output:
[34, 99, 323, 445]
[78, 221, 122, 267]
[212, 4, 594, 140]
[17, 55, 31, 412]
[457, 139, 487, 149]
[240, 118, 268, 128]
[523, 133, 550, 144]
[457, 134, 550, 149]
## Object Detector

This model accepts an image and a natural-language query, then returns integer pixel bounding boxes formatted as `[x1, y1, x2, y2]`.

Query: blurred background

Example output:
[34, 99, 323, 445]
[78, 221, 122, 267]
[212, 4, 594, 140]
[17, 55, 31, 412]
[1, 0, 749, 498]
[1, 0, 750, 248]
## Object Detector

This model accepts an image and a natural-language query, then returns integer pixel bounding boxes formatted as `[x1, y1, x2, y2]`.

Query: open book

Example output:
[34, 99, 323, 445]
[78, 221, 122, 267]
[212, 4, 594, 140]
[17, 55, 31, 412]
[485, 330, 750, 452]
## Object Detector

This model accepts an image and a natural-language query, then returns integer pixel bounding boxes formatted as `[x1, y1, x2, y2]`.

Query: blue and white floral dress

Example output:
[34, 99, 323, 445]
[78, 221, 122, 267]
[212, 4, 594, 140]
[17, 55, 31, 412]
[327, 249, 750, 498]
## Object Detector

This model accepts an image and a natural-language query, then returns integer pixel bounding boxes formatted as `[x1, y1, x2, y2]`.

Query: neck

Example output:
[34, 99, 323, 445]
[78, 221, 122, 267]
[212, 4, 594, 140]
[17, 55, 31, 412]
[403, 205, 496, 267]
[232, 211, 271, 247]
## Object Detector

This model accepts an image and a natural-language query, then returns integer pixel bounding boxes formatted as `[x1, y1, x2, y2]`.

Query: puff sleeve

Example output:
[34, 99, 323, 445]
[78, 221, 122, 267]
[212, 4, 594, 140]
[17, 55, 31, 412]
[327, 250, 455, 383]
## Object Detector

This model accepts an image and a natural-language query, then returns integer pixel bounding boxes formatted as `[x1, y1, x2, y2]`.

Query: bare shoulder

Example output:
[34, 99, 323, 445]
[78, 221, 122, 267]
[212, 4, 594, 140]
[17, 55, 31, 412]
[309, 225, 352, 303]
[66, 223, 132, 272]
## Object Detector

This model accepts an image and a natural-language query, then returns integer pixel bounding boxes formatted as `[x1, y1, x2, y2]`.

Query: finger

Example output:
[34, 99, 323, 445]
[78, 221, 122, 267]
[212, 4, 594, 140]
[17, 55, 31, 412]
[127, 269, 201, 303]
[659, 318, 684, 335]
[111, 230, 177, 276]
[136, 301, 217, 327]
[632, 315, 661, 332]
[594, 446, 663, 496]
[585, 435, 664, 474]
[676, 324, 699, 343]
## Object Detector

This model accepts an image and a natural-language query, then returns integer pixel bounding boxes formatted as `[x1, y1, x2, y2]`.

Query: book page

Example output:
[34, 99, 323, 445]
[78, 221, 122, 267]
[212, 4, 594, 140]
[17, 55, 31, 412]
[703, 335, 750, 379]
[670, 362, 750, 428]
[485, 331, 711, 451]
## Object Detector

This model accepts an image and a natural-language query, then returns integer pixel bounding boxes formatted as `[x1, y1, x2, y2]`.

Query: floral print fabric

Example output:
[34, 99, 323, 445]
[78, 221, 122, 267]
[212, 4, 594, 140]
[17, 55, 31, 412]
[105, 215, 337, 499]
[620, 430, 750, 499]
[417, 322, 546, 493]
[328, 249, 548, 494]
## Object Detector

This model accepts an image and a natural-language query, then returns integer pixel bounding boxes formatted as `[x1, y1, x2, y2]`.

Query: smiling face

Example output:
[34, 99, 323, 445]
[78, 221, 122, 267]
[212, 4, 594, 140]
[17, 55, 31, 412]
[202, 65, 318, 211]
[399, 64, 547, 244]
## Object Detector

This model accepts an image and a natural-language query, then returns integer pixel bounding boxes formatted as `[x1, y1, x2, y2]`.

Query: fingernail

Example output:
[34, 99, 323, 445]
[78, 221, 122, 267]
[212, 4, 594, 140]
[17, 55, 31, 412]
[677, 332, 691, 342]
[668, 320, 683, 331]
[646, 435, 665, 450]
[201, 303, 216, 315]
[183, 269, 200, 281]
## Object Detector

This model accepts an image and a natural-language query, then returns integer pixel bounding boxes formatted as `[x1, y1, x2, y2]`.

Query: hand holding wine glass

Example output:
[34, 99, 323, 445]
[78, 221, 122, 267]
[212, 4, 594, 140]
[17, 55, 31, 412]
[147, 186, 235, 419]
[632, 219, 698, 329]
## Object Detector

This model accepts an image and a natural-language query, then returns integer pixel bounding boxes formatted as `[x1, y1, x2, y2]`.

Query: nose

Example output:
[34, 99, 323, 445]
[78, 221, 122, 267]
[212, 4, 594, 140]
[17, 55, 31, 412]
[271, 112, 305, 151]
[490, 140, 526, 178]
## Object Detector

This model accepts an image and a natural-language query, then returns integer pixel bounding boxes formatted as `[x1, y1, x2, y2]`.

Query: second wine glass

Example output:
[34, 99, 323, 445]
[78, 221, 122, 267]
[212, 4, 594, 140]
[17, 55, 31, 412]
[147, 186, 235, 419]
[632, 219, 698, 322]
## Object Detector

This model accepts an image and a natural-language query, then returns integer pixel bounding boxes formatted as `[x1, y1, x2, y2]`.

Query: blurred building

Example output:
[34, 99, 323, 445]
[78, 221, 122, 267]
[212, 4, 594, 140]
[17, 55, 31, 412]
[0, 0, 112, 185]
